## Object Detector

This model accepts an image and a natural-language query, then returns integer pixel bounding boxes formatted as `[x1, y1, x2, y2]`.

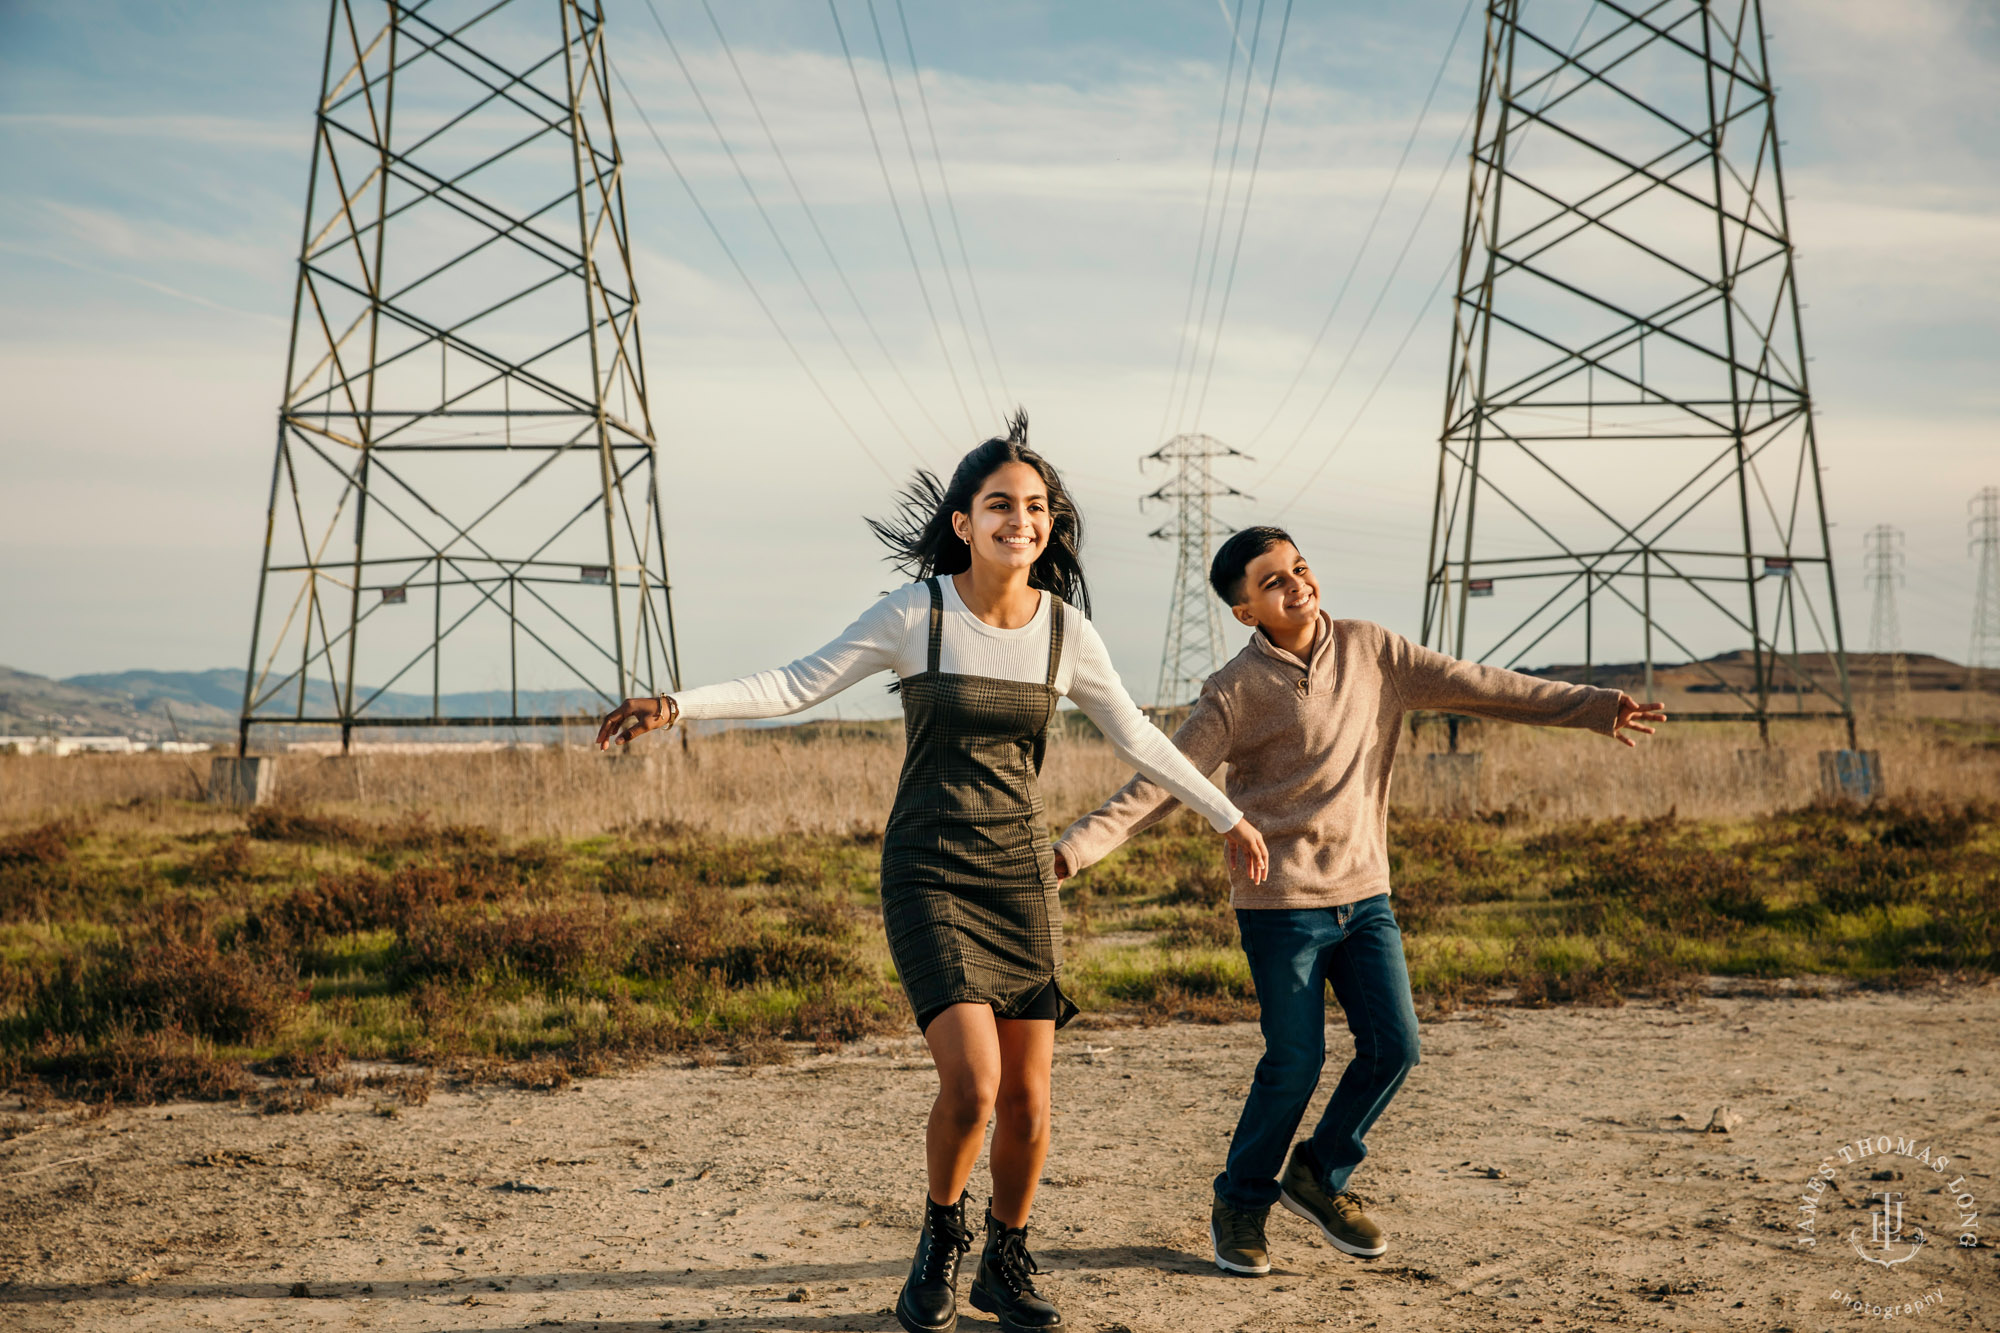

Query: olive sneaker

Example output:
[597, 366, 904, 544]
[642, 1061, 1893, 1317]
[1209, 1197, 1272, 1275]
[1278, 1142, 1386, 1258]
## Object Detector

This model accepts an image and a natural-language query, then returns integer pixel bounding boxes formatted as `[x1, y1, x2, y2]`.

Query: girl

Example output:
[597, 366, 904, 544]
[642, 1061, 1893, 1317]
[597, 415, 1266, 1333]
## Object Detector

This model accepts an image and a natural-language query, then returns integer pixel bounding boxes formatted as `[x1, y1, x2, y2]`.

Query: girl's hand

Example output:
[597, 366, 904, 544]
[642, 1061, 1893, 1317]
[1224, 818, 1269, 885]
[1053, 846, 1073, 881]
[596, 696, 676, 750]
[1611, 693, 1667, 747]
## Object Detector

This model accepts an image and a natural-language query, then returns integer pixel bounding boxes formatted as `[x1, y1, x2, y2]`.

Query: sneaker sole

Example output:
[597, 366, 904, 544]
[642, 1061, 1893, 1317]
[1278, 1190, 1388, 1259]
[1209, 1218, 1272, 1275]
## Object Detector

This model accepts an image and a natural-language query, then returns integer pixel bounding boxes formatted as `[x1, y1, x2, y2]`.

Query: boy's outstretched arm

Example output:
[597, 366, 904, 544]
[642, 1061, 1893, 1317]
[1054, 685, 1232, 880]
[1383, 628, 1666, 743]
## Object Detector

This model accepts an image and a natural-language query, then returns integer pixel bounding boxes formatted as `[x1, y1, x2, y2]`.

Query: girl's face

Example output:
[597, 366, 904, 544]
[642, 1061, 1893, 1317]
[951, 461, 1053, 574]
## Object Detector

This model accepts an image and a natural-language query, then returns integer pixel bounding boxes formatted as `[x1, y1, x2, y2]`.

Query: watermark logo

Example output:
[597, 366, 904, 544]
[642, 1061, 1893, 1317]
[1852, 1190, 1923, 1267]
[1792, 1131, 1981, 1320]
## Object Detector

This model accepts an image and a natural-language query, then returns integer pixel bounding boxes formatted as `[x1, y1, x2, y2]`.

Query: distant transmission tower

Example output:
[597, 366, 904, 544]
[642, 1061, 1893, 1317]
[237, 0, 678, 754]
[1422, 0, 1853, 743]
[1144, 435, 1248, 706]
[1968, 488, 2000, 694]
[1863, 524, 1908, 715]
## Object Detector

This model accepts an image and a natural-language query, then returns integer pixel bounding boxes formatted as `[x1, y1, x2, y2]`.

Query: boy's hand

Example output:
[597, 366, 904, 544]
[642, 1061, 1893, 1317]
[1053, 846, 1072, 881]
[1224, 818, 1269, 885]
[1611, 693, 1667, 747]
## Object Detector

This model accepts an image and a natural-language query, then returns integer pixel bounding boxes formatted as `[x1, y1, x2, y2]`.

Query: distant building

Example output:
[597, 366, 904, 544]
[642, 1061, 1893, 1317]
[0, 735, 176, 756]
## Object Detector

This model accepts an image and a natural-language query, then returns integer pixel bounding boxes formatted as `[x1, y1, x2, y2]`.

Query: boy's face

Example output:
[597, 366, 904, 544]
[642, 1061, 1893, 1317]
[1232, 541, 1320, 634]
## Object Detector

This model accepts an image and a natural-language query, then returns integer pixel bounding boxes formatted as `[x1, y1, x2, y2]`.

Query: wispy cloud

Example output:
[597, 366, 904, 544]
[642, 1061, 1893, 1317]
[0, 237, 285, 326]
[0, 111, 301, 149]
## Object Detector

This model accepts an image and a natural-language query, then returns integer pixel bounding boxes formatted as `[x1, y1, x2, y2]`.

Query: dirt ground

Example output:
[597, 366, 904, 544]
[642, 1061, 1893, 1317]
[2, 986, 1996, 1333]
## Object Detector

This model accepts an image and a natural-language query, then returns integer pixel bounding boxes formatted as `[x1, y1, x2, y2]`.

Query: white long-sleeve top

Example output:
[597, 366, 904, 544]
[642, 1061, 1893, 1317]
[672, 579, 1244, 834]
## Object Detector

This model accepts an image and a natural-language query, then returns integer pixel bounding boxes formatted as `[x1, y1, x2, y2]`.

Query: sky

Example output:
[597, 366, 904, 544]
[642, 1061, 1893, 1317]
[1, 0, 1996, 720]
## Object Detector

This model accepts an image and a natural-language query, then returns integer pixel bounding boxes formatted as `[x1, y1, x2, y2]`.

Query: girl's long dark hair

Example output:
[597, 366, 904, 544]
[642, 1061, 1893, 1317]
[868, 410, 1091, 617]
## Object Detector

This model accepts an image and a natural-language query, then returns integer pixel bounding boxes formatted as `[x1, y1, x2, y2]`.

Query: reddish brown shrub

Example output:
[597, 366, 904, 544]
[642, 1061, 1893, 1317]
[30, 933, 301, 1044]
[0, 819, 82, 868]
[709, 932, 862, 986]
[34, 1025, 258, 1104]
[245, 859, 516, 951]
[246, 806, 367, 845]
[393, 904, 616, 987]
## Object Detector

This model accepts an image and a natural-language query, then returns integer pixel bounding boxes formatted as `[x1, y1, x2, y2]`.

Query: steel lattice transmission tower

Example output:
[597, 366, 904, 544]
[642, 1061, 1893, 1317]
[238, 0, 678, 753]
[1862, 524, 1908, 715]
[1144, 435, 1248, 707]
[1422, 0, 1852, 741]
[1968, 488, 2000, 694]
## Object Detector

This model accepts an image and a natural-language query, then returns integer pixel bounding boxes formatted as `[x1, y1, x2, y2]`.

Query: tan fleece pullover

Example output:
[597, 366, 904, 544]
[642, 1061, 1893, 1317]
[1055, 614, 1624, 910]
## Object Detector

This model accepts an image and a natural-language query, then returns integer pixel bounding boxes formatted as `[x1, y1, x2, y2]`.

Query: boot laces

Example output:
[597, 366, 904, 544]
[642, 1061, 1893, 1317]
[921, 1213, 971, 1283]
[992, 1229, 1041, 1294]
[1334, 1190, 1373, 1215]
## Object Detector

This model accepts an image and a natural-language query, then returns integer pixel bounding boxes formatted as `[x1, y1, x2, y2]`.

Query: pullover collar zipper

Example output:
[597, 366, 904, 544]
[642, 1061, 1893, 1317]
[1253, 610, 1336, 692]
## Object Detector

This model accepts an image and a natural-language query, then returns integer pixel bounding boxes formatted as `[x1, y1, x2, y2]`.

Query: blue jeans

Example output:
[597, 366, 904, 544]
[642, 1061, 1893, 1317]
[1214, 894, 1421, 1212]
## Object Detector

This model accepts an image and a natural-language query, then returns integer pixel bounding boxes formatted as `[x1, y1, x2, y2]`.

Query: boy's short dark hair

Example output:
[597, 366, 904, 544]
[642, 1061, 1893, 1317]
[1209, 525, 1296, 605]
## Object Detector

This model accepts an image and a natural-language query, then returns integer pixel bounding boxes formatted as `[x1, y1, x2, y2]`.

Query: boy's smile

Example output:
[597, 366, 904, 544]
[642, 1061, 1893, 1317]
[1232, 541, 1321, 657]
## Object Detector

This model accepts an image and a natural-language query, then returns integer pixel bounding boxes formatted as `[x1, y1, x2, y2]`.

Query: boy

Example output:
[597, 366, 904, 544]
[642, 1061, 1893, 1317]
[1054, 527, 1663, 1274]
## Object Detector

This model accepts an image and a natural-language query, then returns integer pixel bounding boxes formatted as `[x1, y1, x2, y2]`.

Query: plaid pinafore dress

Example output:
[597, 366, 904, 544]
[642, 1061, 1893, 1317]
[880, 578, 1080, 1028]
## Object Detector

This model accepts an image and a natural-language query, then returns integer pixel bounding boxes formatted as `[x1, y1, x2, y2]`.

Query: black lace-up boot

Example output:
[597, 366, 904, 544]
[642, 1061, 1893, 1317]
[968, 1202, 1063, 1330]
[896, 1191, 972, 1333]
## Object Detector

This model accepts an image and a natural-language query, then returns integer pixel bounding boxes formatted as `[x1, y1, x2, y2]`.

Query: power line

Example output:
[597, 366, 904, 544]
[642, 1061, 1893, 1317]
[607, 56, 897, 482]
[892, 0, 1012, 407]
[1171, 0, 1267, 438]
[828, 0, 983, 437]
[636, 0, 926, 467]
[1186, 0, 1293, 433]
[1262, 0, 1592, 502]
[1243, 0, 1475, 452]
[1275, 253, 1454, 516]
[694, 0, 959, 454]
[1256, 101, 1474, 490]
[863, 0, 998, 424]
[1155, 0, 1249, 451]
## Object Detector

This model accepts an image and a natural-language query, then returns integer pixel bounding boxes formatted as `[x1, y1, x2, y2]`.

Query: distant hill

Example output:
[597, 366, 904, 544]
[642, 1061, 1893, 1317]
[0, 665, 197, 739]
[0, 665, 616, 741]
[65, 667, 247, 715]
[1521, 649, 1968, 696]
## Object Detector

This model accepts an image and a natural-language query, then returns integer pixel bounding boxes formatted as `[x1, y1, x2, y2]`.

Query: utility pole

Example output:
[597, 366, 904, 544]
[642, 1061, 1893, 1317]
[237, 0, 679, 755]
[1144, 434, 1247, 707]
[1863, 524, 1908, 717]
[1423, 0, 1852, 744]
[1969, 487, 2000, 697]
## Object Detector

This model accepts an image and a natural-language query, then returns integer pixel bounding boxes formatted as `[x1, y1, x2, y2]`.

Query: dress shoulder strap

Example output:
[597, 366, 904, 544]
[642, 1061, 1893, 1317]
[924, 577, 944, 675]
[1044, 593, 1067, 689]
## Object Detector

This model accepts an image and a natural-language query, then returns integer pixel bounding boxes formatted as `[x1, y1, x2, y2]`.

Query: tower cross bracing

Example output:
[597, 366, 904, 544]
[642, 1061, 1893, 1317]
[239, 0, 678, 752]
[1422, 0, 1852, 739]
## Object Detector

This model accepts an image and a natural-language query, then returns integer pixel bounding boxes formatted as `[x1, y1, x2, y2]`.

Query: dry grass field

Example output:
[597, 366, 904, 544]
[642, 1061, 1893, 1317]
[2, 715, 1997, 1110]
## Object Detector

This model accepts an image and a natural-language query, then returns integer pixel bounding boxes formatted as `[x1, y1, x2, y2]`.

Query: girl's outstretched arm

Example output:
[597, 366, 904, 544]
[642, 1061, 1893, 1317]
[595, 588, 912, 749]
